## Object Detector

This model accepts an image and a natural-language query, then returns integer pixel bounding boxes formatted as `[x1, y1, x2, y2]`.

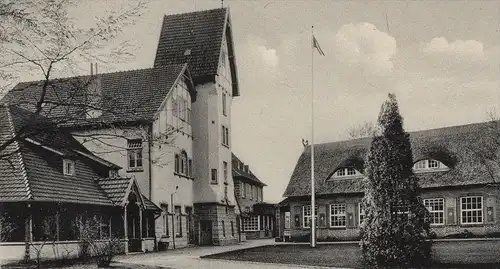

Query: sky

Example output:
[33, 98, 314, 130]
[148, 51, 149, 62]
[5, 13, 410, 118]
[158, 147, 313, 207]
[14, 0, 500, 203]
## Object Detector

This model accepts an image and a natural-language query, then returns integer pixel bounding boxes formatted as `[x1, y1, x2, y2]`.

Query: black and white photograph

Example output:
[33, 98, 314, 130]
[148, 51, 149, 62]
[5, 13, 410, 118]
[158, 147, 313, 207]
[0, 0, 499, 268]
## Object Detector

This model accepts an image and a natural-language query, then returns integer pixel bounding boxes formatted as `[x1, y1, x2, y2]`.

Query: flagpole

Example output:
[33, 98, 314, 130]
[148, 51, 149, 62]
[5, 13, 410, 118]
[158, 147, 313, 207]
[310, 25, 316, 248]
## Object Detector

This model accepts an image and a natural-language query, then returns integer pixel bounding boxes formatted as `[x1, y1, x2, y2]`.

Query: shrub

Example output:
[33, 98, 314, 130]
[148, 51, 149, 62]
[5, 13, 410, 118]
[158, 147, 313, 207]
[360, 94, 431, 268]
[93, 237, 123, 268]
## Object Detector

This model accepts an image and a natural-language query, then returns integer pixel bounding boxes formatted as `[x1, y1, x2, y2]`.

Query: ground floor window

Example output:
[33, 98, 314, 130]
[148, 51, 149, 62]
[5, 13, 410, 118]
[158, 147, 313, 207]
[175, 206, 182, 237]
[461, 196, 483, 224]
[303, 205, 318, 228]
[243, 216, 260, 231]
[330, 204, 346, 228]
[358, 203, 365, 226]
[424, 198, 445, 225]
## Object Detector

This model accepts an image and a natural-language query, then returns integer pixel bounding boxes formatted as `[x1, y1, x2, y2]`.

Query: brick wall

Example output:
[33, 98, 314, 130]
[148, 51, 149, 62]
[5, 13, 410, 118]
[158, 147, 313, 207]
[284, 185, 500, 241]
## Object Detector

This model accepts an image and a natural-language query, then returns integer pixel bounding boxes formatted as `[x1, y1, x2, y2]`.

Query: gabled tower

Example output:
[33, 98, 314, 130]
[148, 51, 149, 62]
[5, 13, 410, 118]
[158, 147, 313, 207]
[154, 7, 240, 246]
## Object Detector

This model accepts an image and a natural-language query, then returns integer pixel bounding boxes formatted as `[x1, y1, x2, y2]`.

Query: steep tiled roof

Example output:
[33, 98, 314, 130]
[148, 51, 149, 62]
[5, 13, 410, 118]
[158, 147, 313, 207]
[154, 8, 240, 96]
[0, 106, 115, 205]
[284, 121, 500, 197]
[3, 65, 192, 127]
[0, 106, 32, 201]
[98, 177, 161, 211]
[154, 8, 226, 79]
[232, 153, 267, 186]
[98, 177, 131, 205]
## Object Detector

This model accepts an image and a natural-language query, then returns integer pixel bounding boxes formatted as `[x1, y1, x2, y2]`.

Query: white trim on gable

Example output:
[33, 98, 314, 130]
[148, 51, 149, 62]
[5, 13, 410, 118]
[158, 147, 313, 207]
[413, 159, 450, 173]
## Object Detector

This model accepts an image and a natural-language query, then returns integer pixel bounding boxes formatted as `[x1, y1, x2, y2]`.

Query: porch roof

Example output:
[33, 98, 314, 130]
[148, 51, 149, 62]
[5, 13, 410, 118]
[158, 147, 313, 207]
[98, 177, 161, 211]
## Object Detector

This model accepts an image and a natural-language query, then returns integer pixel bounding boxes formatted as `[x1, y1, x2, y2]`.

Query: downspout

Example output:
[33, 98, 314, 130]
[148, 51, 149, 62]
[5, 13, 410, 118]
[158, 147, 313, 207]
[148, 123, 153, 200]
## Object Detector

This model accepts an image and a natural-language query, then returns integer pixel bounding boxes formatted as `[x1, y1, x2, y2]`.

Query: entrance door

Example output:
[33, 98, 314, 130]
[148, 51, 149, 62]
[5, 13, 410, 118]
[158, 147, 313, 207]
[200, 220, 212, 246]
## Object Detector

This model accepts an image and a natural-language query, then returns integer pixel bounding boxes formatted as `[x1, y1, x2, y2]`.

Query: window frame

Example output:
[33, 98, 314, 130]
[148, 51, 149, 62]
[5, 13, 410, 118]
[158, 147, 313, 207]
[242, 216, 260, 231]
[423, 198, 445, 226]
[127, 139, 143, 170]
[223, 161, 228, 183]
[460, 196, 483, 225]
[211, 168, 218, 184]
[358, 203, 365, 226]
[329, 204, 347, 228]
[303, 205, 318, 228]
[222, 92, 227, 116]
[175, 206, 182, 237]
[63, 159, 75, 176]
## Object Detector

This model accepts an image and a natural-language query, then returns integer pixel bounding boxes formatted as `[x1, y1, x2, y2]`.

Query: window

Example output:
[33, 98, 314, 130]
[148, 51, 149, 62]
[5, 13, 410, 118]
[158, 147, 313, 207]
[250, 185, 254, 200]
[246, 183, 251, 198]
[179, 97, 186, 121]
[303, 205, 318, 228]
[222, 92, 227, 116]
[223, 161, 228, 183]
[187, 108, 191, 124]
[243, 216, 260, 231]
[188, 159, 193, 177]
[222, 126, 229, 146]
[63, 159, 75, 176]
[241, 182, 246, 198]
[211, 168, 218, 184]
[161, 205, 169, 237]
[428, 159, 439, 168]
[461, 196, 483, 225]
[172, 99, 178, 117]
[127, 139, 143, 170]
[330, 204, 346, 228]
[359, 203, 365, 226]
[424, 198, 444, 225]
[224, 186, 228, 201]
[175, 206, 182, 237]
[413, 159, 448, 172]
[174, 154, 179, 173]
[332, 167, 360, 178]
[222, 220, 226, 237]
[231, 221, 234, 237]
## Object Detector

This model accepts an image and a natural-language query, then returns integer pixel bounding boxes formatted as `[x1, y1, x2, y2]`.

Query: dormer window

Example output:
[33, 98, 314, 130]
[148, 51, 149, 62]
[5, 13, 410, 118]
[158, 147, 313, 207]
[330, 167, 362, 179]
[413, 159, 449, 172]
[63, 159, 75, 176]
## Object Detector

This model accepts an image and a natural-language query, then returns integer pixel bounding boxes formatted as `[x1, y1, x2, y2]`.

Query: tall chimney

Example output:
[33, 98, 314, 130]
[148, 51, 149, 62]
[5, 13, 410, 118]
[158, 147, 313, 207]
[90, 63, 94, 76]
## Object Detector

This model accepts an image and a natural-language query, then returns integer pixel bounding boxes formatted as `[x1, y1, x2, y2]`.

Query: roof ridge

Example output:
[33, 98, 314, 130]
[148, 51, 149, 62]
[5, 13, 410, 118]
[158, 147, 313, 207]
[312, 120, 496, 147]
[14, 64, 187, 87]
[163, 7, 227, 18]
[5, 107, 33, 200]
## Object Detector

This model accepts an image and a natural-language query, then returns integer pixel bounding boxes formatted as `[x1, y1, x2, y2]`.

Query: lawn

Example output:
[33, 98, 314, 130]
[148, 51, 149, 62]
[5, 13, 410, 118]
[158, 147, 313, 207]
[1, 261, 171, 269]
[202, 242, 500, 269]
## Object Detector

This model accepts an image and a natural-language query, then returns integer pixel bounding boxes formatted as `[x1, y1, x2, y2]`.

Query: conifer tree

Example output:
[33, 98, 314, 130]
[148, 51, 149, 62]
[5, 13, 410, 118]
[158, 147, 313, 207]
[360, 93, 431, 267]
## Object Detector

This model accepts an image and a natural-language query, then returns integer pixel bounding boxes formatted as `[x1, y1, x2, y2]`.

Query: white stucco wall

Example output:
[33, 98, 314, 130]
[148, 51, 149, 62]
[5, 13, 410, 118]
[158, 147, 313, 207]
[72, 126, 151, 197]
[192, 33, 237, 206]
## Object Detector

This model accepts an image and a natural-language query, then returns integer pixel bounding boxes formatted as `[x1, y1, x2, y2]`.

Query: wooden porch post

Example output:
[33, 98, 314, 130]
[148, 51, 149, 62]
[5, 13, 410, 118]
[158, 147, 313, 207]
[123, 204, 128, 254]
[138, 203, 143, 239]
[24, 203, 33, 261]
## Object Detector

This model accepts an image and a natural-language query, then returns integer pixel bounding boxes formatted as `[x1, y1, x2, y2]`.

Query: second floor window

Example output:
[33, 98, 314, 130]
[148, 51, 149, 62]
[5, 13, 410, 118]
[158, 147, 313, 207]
[223, 161, 228, 183]
[211, 168, 218, 184]
[127, 139, 143, 170]
[222, 126, 229, 146]
[222, 92, 227, 116]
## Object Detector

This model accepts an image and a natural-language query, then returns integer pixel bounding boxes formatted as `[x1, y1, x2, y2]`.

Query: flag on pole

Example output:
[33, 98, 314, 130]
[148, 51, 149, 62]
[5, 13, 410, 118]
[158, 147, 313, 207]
[312, 35, 325, 56]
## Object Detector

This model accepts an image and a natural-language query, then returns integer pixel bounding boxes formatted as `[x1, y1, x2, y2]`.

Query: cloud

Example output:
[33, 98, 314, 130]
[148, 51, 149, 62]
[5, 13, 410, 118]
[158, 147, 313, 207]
[333, 23, 397, 75]
[256, 45, 279, 68]
[423, 37, 484, 58]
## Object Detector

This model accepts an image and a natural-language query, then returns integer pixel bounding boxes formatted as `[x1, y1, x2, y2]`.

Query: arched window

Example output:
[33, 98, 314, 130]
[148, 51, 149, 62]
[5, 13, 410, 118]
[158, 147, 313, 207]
[412, 159, 449, 172]
[175, 150, 192, 177]
[329, 167, 362, 180]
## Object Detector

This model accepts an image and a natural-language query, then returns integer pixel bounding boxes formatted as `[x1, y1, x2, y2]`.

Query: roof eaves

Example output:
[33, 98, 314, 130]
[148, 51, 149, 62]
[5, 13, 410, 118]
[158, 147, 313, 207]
[6, 110, 33, 200]
[24, 138, 64, 156]
[223, 8, 240, 97]
[73, 149, 121, 169]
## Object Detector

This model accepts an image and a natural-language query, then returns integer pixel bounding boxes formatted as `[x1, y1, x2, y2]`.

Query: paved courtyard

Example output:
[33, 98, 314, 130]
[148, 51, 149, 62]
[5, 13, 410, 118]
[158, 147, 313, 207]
[114, 239, 348, 269]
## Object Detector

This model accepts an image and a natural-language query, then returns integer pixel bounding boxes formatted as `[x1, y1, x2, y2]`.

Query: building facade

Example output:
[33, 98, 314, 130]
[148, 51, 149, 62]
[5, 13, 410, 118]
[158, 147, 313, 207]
[1, 8, 263, 254]
[232, 154, 277, 239]
[279, 121, 500, 241]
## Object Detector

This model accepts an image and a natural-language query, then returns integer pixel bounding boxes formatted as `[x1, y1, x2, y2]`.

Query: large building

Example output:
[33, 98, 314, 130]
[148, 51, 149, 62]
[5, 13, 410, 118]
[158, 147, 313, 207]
[279, 121, 500, 241]
[0, 8, 269, 262]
